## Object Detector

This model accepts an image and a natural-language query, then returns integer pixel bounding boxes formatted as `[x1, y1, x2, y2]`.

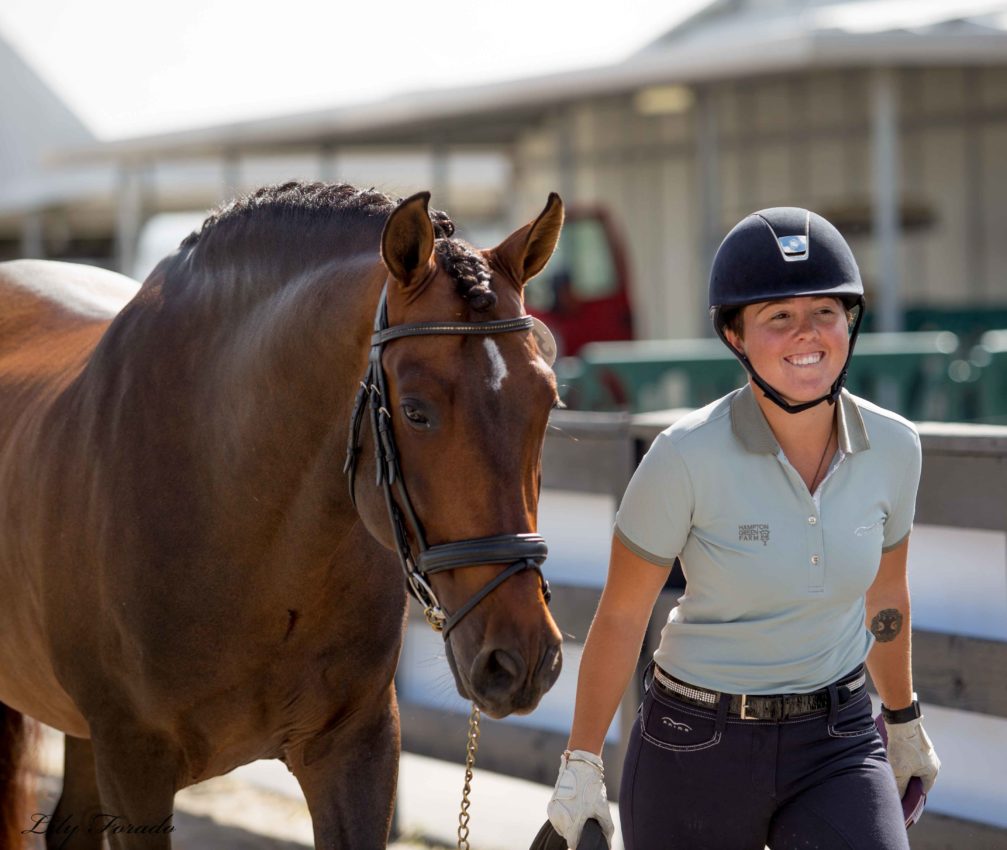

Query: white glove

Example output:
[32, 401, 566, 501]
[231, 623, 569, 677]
[884, 716, 940, 795]
[547, 749, 615, 849]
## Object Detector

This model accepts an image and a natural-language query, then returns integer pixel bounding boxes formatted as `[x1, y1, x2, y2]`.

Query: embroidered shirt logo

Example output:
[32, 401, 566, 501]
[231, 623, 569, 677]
[661, 717, 693, 732]
[739, 523, 771, 546]
[855, 519, 885, 536]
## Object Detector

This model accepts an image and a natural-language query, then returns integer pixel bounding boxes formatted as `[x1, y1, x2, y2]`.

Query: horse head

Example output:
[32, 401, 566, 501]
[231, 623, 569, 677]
[353, 191, 565, 719]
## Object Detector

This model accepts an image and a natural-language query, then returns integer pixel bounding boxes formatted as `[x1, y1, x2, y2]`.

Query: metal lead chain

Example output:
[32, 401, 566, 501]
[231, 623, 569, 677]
[457, 703, 481, 850]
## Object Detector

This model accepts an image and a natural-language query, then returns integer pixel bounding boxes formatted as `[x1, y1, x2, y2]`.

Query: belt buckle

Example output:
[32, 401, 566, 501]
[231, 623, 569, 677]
[740, 694, 757, 720]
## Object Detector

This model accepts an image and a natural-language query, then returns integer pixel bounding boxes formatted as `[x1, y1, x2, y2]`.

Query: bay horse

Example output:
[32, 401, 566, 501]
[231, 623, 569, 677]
[0, 182, 564, 849]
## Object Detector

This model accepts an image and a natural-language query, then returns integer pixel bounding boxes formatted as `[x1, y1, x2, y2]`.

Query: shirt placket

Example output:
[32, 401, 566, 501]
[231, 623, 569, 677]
[777, 451, 846, 593]
[805, 504, 825, 592]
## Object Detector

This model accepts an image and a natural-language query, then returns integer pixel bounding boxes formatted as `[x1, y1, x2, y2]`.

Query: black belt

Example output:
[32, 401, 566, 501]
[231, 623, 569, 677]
[651, 665, 867, 721]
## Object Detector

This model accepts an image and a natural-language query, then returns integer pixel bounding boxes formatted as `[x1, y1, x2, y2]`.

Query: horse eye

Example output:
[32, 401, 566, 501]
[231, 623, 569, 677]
[402, 405, 430, 427]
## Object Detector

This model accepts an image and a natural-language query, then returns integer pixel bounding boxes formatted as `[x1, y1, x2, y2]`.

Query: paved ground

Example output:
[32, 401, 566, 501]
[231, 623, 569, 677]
[26, 772, 449, 850]
[24, 728, 449, 850]
[22, 726, 622, 850]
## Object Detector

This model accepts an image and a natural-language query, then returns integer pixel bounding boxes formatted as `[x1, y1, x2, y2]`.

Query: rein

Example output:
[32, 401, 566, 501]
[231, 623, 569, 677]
[343, 282, 552, 639]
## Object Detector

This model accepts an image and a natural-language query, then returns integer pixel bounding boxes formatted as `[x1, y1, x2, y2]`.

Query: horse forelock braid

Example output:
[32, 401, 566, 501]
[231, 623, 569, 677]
[428, 208, 455, 239]
[435, 239, 496, 312]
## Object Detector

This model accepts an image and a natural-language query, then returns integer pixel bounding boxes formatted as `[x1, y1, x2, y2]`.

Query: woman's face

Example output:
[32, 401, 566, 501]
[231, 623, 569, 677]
[725, 296, 850, 405]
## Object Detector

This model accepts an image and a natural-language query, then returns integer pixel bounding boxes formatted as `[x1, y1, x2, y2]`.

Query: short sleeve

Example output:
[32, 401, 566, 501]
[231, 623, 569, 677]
[614, 432, 693, 567]
[882, 428, 922, 551]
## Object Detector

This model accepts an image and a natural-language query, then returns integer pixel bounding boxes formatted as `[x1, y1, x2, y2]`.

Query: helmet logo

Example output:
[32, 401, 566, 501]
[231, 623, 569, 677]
[777, 234, 809, 261]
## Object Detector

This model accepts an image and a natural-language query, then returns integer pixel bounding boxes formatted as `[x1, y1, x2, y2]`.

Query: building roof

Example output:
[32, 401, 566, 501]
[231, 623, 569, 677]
[42, 0, 1007, 165]
[637, 0, 1007, 60]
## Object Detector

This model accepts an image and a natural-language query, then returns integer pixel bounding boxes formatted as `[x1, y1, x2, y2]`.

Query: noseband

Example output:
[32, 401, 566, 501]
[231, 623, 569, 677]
[344, 283, 551, 639]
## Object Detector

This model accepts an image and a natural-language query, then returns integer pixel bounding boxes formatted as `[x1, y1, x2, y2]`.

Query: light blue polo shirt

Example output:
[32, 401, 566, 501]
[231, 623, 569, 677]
[615, 384, 921, 695]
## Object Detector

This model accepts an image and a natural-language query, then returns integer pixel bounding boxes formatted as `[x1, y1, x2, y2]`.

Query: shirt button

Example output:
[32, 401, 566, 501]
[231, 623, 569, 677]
[811, 555, 820, 565]
[808, 516, 817, 525]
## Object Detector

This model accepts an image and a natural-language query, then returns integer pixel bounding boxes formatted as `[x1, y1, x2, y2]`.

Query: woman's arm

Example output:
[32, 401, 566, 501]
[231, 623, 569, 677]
[865, 536, 913, 710]
[865, 534, 941, 795]
[567, 535, 671, 755]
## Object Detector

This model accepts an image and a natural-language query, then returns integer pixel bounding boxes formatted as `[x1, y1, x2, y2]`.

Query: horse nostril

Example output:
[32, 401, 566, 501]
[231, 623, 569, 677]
[489, 648, 523, 682]
[473, 648, 526, 697]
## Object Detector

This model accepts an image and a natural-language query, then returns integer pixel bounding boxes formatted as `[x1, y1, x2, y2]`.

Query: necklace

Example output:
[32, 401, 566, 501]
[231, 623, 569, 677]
[809, 419, 837, 493]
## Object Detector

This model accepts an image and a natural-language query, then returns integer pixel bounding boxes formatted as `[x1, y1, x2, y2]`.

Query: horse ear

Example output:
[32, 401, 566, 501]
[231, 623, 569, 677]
[381, 191, 435, 288]
[492, 193, 564, 287]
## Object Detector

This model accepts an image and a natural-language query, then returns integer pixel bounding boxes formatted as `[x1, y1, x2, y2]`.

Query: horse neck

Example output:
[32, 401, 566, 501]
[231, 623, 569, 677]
[204, 252, 386, 511]
[72, 244, 387, 564]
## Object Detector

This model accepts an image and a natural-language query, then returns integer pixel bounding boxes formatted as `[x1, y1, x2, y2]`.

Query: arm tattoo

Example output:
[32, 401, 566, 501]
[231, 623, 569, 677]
[871, 608, 904, 643]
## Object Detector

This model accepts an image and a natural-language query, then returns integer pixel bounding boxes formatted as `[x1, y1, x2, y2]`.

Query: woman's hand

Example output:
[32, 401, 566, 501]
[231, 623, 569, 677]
[547, 750, 615, 848]
[552, 535, 668, 847]
[884, 715, 941, 795]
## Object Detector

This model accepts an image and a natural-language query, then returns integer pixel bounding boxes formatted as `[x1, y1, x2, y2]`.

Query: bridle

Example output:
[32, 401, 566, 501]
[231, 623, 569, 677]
[343, 282, 551, 639]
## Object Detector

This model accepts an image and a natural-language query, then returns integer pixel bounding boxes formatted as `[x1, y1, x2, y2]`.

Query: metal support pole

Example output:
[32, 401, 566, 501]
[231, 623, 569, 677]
[320, 145, 341, 184]
[556, 107, 576, 208]
[20, 210, 44, 259]
[116, 163, 144, 276]
[431, 143, 449, 208]
[506, 143, 525, 228]
[871, 68, 903, 333]
[697, 85, 721, 333]
[222, 151, 241, 200]
[964, 69, 986, 299]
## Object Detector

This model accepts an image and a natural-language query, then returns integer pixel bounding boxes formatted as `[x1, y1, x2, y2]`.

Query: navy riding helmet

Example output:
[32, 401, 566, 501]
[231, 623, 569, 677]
[709, 207, 866, 414]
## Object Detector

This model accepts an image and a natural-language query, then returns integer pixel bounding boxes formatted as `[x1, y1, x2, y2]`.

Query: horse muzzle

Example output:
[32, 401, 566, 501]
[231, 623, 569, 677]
[451, 612, 562, 719]
[475, 640, 562, 716]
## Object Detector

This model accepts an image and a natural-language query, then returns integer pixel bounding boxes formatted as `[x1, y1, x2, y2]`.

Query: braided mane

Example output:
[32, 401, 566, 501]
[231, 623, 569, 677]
[181, 182, 456, 247]
[176, 181, 493, 310]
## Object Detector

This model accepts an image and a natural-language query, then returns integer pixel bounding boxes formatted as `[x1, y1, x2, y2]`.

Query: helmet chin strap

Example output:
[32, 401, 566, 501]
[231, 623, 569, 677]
[715, 303, 865, 416]
[744, 359, 842, 414]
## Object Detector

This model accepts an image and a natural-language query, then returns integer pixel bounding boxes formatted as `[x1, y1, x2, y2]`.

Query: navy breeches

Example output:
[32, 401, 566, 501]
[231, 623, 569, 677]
[619, 668, 910, 850]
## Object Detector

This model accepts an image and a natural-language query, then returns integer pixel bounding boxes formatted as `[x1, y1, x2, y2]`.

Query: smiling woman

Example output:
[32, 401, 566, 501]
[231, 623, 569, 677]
[709, 208, 866, 416]
[544, 207, 940, 850]
[723, 296, 852, 411]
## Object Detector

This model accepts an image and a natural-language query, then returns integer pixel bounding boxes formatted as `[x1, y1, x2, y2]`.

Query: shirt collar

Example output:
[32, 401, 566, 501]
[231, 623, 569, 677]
[730, 384, 870, 455]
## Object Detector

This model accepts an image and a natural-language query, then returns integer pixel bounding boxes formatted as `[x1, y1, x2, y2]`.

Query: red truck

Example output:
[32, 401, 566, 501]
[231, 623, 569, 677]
[524, 206, 634, 357]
